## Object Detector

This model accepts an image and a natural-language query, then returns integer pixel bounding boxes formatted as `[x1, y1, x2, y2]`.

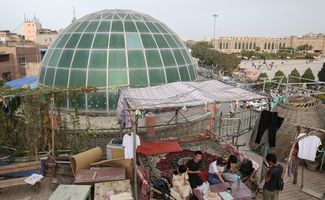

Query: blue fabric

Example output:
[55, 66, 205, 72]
[5, 76, 38, 89]
[208, 173, 222, 185]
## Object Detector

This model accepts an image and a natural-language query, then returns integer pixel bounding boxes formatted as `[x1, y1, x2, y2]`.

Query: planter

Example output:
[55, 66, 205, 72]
[306, 160, 320, 171]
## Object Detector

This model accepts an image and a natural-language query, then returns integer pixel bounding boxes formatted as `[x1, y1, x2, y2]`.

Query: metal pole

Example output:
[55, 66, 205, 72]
[213, 14, 218, 48]
[50, 96, 55, 157]
[133, 113, 139, 200]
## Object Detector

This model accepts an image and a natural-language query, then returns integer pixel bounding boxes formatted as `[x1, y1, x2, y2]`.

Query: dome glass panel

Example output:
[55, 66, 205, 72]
[38, 9, 197, 112]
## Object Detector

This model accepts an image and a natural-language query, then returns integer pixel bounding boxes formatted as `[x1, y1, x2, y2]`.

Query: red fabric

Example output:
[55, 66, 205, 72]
[199, 171, 209, 182]
[137, 141, 183, 155]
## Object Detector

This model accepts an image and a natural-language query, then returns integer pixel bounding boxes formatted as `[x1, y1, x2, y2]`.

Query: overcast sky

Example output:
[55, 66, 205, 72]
[1, 0, 325, 40]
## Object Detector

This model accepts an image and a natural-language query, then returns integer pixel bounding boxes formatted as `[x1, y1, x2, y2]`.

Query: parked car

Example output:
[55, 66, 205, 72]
[249, 100, 267, 108]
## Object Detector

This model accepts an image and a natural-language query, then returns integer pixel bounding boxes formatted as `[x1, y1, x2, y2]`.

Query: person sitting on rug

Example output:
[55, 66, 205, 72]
[226, 155, 238, 173]
[170, 165, 192, 200]
[186, 151, 204, 188]
[223, 155, 240, 182]
[208, 157, 226, 185]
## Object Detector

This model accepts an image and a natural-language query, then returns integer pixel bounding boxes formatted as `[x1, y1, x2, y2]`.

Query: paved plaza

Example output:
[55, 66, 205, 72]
[240, 58, 325, 81]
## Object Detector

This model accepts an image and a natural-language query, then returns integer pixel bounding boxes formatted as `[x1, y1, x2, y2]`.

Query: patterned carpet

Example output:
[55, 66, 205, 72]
[139, 139, 230, 180]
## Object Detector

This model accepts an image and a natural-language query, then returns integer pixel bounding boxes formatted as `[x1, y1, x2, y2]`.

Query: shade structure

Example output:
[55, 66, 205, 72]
[37, 9, 197, 112]
[117, 80, 267, 110]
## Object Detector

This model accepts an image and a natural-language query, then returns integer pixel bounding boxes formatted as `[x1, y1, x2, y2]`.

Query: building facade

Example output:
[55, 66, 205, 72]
[0, 46, 41, 81]
[0, 30, 26, 46]
[211, 33, 325, 55]
[23, 17, 58, 47]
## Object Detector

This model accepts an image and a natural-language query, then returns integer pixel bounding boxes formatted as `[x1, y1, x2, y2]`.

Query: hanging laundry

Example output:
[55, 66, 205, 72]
[255, 110, 284, 147]
[288, 144, 299, 177]
[116, 96, 132, 128]
[297, 133, 322, 161]
[122, 133, 140, 159]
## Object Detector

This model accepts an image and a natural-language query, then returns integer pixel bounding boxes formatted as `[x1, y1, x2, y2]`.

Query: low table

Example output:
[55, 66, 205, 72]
[49, 184, 92, 200]
[74, 167, 126, 185]
[193, 181, 253, 200]
[94, 179, 132, 200]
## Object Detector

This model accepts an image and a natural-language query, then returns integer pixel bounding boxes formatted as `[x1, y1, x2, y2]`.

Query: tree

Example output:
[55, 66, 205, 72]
[297, 44, 313, 51]
[301, 68, 315, 83]
[288, 68, 301, 83]
[318, 63, 325, 82]
[272, 70, 287, 84]
[255, 46, 261, 52]
[191, 41, 240, 71]
[256, 73, 270, 91]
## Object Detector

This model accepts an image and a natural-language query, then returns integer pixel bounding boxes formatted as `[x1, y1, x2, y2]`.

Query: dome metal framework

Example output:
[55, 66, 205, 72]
[38, 9, 197, 112]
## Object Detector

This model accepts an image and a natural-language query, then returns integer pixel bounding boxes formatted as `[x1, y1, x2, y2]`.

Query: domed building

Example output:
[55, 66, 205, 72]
[38, 9, 197, 112]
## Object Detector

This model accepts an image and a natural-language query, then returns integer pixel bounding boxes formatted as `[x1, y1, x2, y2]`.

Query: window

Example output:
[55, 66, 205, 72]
[235, 42, 237, 49]
[2, 72, 11, 81]
[18, 57, 26, 67]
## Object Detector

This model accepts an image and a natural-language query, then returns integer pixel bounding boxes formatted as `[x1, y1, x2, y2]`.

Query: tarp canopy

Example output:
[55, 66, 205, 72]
[5, 76, 38, 89]
[118, 80, 267, 110]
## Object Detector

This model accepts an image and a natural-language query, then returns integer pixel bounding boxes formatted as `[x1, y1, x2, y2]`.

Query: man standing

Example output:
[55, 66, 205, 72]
[263, 153, 283, 200]
[186, 151, 204, 188]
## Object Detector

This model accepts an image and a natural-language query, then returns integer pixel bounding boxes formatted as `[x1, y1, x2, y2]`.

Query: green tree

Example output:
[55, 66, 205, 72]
[288, 68, 301, 83]
[297, 44, 313, 51]
[255, 46, 261, 52]
[301, 68, 315, 83]
[318, 63, 325, 82]
[272, 70, 287, 84]
[256, 73, 270, 91]
[191, 41, 240, 71]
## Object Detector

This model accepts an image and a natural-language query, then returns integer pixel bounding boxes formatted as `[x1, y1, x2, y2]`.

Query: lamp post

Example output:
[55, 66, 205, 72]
[213, 14, 218, 49]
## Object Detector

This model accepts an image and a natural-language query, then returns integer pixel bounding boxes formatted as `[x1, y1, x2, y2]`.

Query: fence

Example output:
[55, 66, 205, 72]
[55, 109, 258, 152]
[214, 109, 260, 139]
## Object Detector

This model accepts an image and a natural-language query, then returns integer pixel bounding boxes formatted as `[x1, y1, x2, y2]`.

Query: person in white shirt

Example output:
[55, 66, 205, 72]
[122, 133, 140, 159]
[208, 157, 226, 185]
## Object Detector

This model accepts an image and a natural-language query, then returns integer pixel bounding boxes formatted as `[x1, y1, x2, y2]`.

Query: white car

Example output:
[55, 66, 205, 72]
[249, 100, 268, 108]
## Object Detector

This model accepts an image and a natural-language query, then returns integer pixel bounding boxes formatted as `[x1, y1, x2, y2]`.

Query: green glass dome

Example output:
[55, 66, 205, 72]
[38, 9, 197, 112]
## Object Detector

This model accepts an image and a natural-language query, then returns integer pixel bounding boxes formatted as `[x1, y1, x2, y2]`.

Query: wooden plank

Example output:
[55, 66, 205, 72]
[74, 168, 125, 185]
[0, 165, 42, 175]
[0, 177, 26, 189]
[0, 161, 41, 170]
[49, 184, 91, 200]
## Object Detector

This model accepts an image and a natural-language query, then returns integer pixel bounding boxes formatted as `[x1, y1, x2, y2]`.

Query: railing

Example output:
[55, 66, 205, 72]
[214, 109, 260, 139]
[137, 116, 211, 142]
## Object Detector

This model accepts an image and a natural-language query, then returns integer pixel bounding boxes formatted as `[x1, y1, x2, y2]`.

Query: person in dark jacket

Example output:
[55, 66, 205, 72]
[263, 153, 283, 200]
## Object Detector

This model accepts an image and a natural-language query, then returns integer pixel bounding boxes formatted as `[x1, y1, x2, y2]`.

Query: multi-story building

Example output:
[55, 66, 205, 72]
[23, 17, 58, 47]
[0, 30, 26, 46]
[212, 33, 325, 55]
[0, 46, 41, 81]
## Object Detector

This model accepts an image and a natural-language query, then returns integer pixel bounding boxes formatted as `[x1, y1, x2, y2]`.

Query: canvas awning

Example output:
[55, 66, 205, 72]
[118, 80, 268, 111]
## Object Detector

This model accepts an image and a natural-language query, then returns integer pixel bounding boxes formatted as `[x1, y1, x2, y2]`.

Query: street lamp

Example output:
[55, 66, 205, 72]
[213, 14, 218, 49]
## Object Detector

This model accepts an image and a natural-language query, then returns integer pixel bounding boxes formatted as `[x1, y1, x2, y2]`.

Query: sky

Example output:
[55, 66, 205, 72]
[1, 0, 325, 40]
